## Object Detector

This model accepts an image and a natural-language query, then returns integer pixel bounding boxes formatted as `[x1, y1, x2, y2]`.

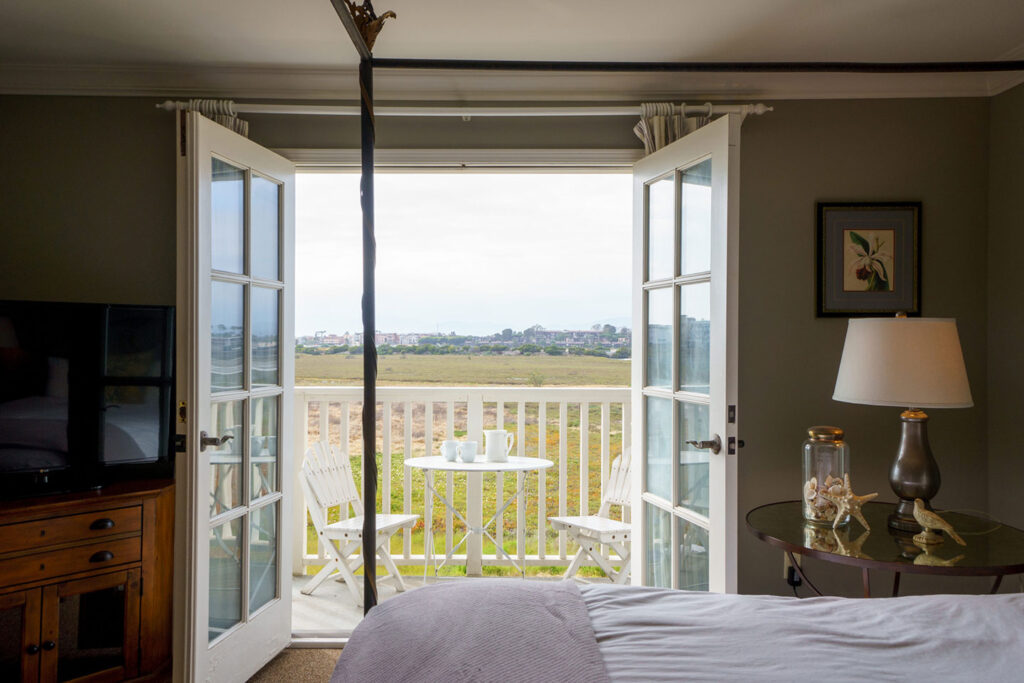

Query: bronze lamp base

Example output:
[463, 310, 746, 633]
[887, 409, 940, 533]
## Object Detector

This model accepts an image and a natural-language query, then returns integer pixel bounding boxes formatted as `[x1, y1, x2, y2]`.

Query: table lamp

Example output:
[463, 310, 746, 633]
[832, 317, 973, 532]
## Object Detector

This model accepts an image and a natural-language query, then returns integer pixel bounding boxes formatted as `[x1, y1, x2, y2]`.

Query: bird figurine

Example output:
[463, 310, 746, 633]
[912, 498, 966, 546]
[818, 473, 878, 531]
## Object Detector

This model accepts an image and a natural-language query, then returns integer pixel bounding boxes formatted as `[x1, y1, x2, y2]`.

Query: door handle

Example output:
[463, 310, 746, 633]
[200, 431, 234, 452]
[686, 435, 722, 455]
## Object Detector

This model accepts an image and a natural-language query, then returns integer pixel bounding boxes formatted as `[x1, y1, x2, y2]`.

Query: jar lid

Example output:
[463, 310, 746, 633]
[808, 425, 844, 441]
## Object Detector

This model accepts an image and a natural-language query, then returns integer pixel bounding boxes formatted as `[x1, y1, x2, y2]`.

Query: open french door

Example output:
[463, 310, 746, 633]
[175, 111, 295, 681]
[631, 114, 740, 594]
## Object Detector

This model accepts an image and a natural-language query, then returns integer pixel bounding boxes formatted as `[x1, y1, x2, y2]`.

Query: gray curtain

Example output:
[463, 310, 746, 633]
[188, 98, 249, 138]
[633, 102, 711, 155]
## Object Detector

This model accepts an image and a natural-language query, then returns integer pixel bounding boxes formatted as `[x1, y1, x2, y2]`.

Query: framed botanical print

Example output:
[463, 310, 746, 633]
[816, 202, 921, 317]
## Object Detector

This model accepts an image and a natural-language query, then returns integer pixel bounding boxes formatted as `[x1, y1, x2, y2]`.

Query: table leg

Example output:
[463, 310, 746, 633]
[891, 571, 900, 597]
[990, 575, 1003, 594]
[862, 568, 871, 598]
[786, 552, 823, 597]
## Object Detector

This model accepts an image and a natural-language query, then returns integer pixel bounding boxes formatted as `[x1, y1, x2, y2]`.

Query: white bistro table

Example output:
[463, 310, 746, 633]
[406, 455, 554, 578]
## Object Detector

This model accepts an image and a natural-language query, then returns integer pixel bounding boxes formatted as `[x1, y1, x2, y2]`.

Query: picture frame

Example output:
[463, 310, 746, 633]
[816, 202, 921, 317]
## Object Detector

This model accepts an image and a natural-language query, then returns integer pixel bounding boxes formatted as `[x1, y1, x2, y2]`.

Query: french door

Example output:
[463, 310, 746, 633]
[631, 114, 740, 594]
[176, 111, 295, 681]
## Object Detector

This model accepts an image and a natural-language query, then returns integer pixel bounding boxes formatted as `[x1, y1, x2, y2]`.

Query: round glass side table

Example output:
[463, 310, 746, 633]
[746, 501, 1024, 597]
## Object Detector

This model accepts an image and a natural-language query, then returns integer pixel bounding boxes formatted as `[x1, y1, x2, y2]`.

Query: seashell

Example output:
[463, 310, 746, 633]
[828, 484, 844, 497]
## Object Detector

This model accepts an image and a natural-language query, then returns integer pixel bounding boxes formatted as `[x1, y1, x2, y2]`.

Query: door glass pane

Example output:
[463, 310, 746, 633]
[209, 516, 243, 642]
[211, 158, 245, 274]
[251, 287, 279, 387]
[645, 503, 671, 588]
[678, 282, 710, 394]
[678, 518, 710, 591]
[646, 175, 674, 281]
[57, 586, 125, 681]
[249, 502, 278, 613]
[0, 603, 24, 681]
[645, 396, 672, 500]
[646, 287, 672, 390]
[210, 400, 243, 516]
[251, 176, 280, 281]
[680, 160, 712, 275]
[678, 402, 710, 516]
[212, 281, 245, 392]
[251, 396, 278, 499]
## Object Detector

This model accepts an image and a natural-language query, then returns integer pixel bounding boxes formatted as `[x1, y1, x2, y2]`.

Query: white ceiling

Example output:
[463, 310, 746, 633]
[2, 0, 1023, 100]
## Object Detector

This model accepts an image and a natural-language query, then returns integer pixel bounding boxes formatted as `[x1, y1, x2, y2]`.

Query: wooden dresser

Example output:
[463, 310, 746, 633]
[0, 480, 174, 683]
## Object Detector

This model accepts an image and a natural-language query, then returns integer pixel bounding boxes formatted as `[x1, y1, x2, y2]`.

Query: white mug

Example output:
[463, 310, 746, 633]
[484, 429, 514, 463]
[440, 440, 459, 462]
[458, 441, 478, 463]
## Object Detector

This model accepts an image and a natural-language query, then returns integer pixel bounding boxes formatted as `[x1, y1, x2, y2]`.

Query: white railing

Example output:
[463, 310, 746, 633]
[291, 386, 631, 576]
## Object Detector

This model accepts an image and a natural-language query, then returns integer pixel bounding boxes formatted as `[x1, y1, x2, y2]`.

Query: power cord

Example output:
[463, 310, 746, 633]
[786, 564, 803, 597]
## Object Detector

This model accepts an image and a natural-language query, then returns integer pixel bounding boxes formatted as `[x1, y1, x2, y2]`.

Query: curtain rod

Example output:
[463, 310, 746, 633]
[156, 100, 772, 118]
[371, 58, 1024, 74]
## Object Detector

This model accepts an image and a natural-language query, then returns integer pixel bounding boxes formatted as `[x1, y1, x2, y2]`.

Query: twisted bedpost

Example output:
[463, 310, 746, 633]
[359, 54, 378, 613]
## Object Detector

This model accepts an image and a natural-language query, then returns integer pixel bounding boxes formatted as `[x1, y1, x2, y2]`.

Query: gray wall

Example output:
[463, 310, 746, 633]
[987, 83, 1024, 530]
[738, 98, 992, 596]
[0, 96, 177, 305]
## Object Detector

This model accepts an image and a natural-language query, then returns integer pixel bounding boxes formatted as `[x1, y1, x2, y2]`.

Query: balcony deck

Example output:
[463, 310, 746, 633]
[290, 385, 630, 635]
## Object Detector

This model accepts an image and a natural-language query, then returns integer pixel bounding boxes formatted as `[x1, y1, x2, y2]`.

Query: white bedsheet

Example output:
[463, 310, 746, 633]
[581, 585, 1024, 682]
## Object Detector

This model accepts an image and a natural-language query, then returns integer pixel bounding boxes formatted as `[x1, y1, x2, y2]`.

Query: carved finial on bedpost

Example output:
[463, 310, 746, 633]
[343, 0, 396, 52]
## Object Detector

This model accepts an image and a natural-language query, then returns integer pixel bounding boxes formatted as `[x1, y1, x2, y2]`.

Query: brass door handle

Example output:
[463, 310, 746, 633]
[200, 431, 234, 452]
[685, 435, 722, 455]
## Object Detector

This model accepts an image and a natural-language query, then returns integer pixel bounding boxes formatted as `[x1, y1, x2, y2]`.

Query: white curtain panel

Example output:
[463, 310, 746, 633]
[188, 98, 250, 138]
[633, 102, 710, 155]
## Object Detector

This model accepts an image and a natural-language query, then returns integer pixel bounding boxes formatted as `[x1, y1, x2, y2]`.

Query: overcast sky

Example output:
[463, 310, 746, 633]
[296, 173, 632, 337]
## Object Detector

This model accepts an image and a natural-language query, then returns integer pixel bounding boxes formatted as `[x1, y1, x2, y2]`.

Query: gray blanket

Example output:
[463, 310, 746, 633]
[330, 580, 610, 683]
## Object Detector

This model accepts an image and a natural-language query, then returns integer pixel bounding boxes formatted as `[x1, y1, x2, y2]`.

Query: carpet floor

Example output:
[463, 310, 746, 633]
[248, 649, 342, 682]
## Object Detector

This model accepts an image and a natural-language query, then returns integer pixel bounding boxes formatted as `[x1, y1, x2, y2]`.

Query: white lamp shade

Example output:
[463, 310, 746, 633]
[833, 318, 973, 409]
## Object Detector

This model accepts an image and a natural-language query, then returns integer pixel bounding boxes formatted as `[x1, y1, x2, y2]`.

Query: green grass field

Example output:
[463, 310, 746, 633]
[296, 352, 630, 386]
[297, 352, 630, 577]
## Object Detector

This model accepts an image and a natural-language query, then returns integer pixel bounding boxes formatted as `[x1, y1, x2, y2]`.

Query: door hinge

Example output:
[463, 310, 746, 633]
[178, 401, 187, 424]
[728, 405, 736, 423]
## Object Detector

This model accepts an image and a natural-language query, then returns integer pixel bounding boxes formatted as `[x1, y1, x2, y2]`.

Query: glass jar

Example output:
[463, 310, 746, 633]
[802, 426, 850, 526]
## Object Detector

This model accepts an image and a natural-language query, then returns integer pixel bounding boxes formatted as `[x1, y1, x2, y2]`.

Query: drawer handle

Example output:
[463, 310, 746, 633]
[42, 641, 55, 651]
[90, 518, 115, 530]
[89, 550, 114, 563]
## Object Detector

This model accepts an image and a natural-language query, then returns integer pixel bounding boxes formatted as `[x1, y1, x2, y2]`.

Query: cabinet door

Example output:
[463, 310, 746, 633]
[0, 589, 41, 683]
[40, 569, 141, 683]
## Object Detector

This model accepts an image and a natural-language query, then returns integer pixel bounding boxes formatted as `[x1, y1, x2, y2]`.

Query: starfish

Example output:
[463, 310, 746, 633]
[819, 473, 878, 531]
[832, 528, 872, 560]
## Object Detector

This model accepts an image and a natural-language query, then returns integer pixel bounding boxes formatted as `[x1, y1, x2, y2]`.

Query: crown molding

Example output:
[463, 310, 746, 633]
[1, 63, 1022, 101]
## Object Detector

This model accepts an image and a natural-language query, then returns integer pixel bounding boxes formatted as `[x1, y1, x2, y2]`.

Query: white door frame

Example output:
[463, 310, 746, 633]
[174, 111, 295, 682]
[630, 114, 740, 594]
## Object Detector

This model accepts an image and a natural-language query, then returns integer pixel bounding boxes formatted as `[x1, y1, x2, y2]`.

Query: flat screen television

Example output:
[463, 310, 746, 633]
[0, 300, 175, 498]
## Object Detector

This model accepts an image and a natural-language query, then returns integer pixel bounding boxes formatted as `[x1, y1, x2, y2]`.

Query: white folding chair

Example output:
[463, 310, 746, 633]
[299, 441, 418, 605]
[549, 450, 632, 584]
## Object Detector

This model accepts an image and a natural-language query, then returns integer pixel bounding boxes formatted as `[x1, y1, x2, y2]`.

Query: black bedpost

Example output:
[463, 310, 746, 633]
[359, 54, 378, 613]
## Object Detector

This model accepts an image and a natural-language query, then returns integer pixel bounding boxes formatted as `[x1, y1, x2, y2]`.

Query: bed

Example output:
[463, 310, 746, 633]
[331, 580, 1024, 682]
